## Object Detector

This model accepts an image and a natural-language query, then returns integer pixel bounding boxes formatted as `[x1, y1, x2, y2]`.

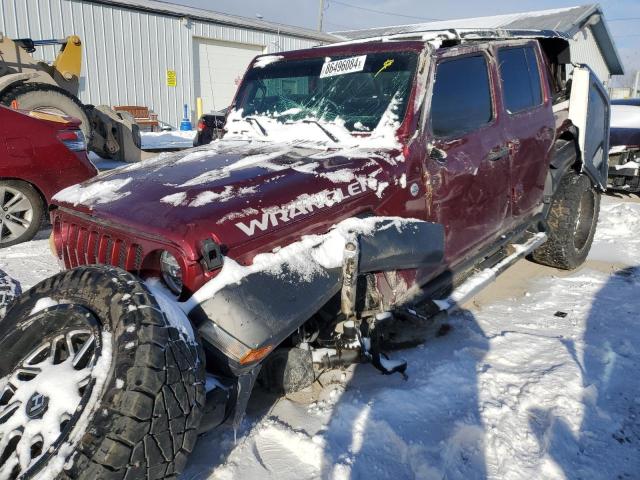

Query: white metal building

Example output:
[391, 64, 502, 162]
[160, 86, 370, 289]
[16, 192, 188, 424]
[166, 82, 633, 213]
[334, 5, 624, 86]
[0, 0, 337, 127]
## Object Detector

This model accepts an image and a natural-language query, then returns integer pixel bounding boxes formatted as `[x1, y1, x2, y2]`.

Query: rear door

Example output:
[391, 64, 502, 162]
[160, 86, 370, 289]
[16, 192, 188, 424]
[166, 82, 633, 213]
[496, 42, 555, 222]
[423, 47, 511, 264]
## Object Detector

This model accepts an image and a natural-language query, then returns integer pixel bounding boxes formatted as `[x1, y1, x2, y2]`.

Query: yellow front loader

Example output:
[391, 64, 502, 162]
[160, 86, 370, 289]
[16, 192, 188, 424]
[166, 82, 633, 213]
[0, 33, 150, 162]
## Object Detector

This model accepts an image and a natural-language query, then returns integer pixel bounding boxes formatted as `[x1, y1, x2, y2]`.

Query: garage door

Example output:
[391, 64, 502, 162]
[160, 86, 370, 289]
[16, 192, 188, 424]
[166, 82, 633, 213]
[194, 38, 264, 113]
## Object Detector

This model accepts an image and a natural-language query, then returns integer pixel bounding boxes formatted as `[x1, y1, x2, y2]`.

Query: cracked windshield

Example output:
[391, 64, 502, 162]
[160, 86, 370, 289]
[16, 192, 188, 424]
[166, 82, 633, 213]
[234, 51, 419, 135]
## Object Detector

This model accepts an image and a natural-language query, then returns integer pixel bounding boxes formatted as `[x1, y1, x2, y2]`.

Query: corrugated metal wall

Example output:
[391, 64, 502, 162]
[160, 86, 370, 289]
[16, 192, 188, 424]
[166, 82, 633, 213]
[570, 26, 610, 85]
[0, 0, 321, 127]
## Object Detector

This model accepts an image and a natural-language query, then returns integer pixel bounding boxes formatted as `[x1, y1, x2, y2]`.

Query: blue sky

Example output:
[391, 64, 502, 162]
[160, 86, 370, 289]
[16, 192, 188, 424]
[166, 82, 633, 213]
[173, 0, 639, 84]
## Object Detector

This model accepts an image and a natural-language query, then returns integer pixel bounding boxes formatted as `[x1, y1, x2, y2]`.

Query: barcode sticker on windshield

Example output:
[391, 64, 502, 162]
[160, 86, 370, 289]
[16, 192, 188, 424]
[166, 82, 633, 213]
[320, 55, 367, 78]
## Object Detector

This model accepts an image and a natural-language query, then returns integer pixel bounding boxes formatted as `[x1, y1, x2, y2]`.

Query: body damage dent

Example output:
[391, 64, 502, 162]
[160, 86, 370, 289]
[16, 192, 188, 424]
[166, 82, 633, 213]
[190, 219, 445, 353]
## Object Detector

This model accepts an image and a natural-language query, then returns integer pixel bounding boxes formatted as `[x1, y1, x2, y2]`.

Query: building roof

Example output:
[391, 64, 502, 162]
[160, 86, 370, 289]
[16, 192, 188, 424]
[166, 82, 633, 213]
[333, 4, 624, 75]
[83, 0, 340, 43]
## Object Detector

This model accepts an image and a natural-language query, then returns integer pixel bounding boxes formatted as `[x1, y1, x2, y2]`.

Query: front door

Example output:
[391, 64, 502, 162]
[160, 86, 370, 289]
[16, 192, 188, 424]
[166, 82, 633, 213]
[423, 48, 511, 265]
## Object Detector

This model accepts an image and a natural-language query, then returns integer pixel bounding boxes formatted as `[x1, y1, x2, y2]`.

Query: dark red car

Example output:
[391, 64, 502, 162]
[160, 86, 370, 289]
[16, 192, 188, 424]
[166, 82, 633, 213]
[0, 105, 97, 246]
[1, 32, 610, 479]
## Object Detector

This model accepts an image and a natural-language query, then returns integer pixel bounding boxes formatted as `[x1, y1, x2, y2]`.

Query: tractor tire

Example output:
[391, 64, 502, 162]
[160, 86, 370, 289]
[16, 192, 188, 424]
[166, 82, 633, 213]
[0, 268, 21, 320]
[531, 172, 600, 270]
[0, 179, 45, 248]
[0, 83, 90, 139]
[0, 266, 205, 480]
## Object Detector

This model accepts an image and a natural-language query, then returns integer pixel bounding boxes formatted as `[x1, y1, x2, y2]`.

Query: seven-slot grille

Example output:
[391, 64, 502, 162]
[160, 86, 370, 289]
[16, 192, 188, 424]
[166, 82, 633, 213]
[60, 219, 143, 271]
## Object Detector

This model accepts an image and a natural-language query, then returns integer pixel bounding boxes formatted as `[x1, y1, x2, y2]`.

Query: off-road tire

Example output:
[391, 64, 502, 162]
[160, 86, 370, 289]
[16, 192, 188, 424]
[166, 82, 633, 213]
[0, 180, 44, 248]
[0, 266, 205, 479]
[0, 83, 90, 138]
[0, 269, 21, 319]
[532, 172, 600, 270]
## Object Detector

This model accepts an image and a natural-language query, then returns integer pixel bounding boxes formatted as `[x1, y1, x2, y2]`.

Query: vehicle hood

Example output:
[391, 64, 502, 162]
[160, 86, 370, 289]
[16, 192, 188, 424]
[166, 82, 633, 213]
[52, 139, 403, 254]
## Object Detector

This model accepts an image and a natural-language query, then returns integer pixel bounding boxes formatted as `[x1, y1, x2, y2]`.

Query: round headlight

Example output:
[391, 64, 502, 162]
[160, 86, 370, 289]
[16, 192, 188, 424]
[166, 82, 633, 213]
[160, 251, 183, 295]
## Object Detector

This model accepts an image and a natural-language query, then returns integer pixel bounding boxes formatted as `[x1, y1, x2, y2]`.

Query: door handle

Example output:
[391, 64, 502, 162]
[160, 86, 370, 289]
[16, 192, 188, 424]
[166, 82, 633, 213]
[487, 145, 509, 161]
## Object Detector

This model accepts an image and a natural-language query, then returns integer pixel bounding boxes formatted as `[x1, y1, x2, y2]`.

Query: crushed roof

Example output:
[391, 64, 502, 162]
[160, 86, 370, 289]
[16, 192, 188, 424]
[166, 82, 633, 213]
[332, 4, 623, 75]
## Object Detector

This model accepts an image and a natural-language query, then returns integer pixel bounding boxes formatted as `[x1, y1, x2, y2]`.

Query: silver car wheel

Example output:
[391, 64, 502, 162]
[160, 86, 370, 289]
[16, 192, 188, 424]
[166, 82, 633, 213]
[0, 186, 34, 245]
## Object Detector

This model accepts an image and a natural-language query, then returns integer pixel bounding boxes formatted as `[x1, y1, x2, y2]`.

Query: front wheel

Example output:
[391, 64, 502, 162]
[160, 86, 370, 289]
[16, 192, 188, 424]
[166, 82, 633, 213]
[0, 266, 205, 480]
[531, 172, 600, 270]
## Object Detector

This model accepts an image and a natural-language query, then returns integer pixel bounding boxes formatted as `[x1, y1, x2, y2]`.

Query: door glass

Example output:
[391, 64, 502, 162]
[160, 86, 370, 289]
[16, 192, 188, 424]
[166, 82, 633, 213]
[498, 46, 543, 113]
[430, 55, 493, 137]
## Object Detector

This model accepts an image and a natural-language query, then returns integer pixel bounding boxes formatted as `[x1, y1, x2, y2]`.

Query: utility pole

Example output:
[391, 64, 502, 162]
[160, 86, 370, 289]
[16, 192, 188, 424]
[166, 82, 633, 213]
[634, 70, 640, 98]
[318, 0, 325, 31]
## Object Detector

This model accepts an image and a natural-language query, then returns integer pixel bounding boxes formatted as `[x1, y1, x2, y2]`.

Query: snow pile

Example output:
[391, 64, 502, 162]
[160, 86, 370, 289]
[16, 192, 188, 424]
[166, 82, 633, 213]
[145, 279, 195, 343]
[588, 199, 640, 264]
[29, 297, 67, 315]
[140, 130, 195, 149]
[184, 217, 420, 312]
[52, 178, 133, 207]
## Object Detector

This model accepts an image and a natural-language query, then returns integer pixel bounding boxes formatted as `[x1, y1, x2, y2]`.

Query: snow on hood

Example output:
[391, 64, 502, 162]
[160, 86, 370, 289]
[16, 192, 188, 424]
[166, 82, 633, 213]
[51, 100, 407, 219]
[183, 216, 422, 312]
[52, 178, 133, 207]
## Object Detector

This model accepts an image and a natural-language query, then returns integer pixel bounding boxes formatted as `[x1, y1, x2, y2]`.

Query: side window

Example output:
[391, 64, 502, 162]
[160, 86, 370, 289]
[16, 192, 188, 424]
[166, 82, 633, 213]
[431, 55, 493, 138]
[498, 46, 543, 113]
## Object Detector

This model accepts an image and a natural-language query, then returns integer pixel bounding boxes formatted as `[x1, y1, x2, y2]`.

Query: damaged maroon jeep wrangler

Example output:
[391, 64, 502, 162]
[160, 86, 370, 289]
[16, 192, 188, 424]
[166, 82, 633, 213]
[0, 29, 609, 479]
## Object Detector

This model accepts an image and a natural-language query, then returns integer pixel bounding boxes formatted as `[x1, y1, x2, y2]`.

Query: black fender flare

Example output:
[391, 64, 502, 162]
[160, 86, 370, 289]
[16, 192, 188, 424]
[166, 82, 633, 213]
[189, 220, 445, 372]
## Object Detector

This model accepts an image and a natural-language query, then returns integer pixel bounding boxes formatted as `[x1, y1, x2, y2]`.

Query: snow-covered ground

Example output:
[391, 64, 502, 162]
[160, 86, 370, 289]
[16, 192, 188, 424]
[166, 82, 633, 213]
[1, 196, 639, 479]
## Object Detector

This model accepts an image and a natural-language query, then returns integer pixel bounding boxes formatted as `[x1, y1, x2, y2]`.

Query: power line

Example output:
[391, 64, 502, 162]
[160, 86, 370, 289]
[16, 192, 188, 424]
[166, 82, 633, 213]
[328, 0, 441, 22]
[608, 17, 640, 22]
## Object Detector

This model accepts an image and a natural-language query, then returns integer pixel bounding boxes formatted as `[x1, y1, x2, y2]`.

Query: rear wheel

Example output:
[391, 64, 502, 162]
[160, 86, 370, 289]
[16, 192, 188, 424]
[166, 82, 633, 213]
[0, 83, 90, 139]
[532, 172, 600, 270]
[0, 180, 44, 248]
[0, 266, 205, 479]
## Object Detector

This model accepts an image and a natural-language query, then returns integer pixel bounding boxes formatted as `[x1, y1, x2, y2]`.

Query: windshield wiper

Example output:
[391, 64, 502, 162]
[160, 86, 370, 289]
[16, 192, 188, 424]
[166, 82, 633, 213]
[245, 116, 268, 136]
[302, 119, 339, 143]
